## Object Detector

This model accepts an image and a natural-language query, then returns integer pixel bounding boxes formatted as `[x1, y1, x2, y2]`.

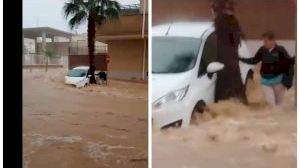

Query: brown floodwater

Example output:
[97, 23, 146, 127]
[153, 73, 296, 168]
[23, 68, 296, 168]
[23, 69, 148, 168]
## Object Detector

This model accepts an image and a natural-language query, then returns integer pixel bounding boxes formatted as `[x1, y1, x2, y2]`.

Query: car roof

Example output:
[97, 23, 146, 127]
[73, 66, 89, 70]
[152, 22, 214, 38]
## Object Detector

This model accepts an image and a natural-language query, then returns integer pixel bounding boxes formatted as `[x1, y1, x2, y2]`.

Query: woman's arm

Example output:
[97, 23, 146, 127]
[239, 48, 263, 64]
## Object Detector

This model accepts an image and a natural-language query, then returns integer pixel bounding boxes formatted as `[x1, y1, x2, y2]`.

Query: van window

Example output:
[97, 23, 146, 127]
[68, 69, 88, 77]
[152, 37, 201, 73]
[198, 32, 217, 77]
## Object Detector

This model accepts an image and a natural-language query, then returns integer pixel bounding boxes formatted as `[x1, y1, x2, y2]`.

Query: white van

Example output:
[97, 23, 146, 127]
[152, 22, 255, 128]
[65, 66, 90, 88]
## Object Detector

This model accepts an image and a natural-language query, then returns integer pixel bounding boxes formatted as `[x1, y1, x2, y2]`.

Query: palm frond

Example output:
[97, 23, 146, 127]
[68, 10, 88, 29]
[63, 2, 80, 18]
[70, 0, 86, 6]
[107, 0, 121, 11]
[92, 0, 120, 24]
[63, 0, 120, 28]
[63, 0, 89, 18]
[93, 14, 105, 25]
[104, 7, 120, 20]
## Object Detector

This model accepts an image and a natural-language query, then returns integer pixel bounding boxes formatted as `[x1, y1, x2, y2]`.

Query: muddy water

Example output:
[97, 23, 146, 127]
[23, 69, 148, 168]
[153, 73, 296, 168]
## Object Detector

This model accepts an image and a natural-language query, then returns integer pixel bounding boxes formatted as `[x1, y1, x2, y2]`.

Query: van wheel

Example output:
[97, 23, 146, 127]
[84, 83, 88, 87]
[190, 100, 206, 125]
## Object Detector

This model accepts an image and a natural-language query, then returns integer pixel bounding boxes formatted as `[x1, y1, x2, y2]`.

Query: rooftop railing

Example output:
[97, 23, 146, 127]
[120, 4, 140, 15]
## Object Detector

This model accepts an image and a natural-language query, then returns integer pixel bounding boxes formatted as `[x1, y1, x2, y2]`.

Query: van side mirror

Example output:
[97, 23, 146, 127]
[206, 62, 224, 79]
[207, 62, 224, 73]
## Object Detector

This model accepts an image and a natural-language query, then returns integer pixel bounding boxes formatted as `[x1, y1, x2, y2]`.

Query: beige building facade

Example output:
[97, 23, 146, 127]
[96, 0, 148, 80]
[152, 0, 296, 56]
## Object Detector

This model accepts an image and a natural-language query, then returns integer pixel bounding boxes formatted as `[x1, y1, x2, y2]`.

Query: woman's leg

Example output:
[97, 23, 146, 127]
[262, 85, 276, 106]
[273, 84, 286, 106]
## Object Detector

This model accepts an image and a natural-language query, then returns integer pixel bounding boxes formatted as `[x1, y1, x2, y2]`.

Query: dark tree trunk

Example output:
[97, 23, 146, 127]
[87, 15, 96, 84]
[214, 13, 248, 104]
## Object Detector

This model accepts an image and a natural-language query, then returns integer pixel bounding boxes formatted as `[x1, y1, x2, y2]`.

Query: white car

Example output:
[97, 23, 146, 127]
[65, 66, 91, 88]
[152, 22, 255, 129]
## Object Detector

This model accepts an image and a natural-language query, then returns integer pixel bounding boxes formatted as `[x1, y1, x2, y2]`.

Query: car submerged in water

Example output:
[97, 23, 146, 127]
[65, 66, 91, 88]
[152, 22, 255, 129]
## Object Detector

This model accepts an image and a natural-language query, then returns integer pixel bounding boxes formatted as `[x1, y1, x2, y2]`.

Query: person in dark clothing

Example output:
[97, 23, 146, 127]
[239, 31, 294, 106]
[211, 0, 248, 104]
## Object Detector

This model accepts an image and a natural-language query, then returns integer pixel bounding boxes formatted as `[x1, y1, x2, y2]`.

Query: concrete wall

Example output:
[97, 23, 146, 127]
[34, 42, 69, 64]
[152, 0, 296, 40]
[36, 42, 69, 56]
[106, 39, 148, 80]
[63, 56, 69, 69]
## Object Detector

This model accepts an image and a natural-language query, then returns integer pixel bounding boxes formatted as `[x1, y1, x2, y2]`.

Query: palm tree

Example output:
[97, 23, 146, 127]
[63, 0, 120, 83]
[211, 0, 248, 104]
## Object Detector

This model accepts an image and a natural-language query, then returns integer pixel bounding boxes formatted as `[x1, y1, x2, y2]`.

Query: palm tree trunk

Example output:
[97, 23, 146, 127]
[214, 13, 248, 104]
[87, 15, 96, 84]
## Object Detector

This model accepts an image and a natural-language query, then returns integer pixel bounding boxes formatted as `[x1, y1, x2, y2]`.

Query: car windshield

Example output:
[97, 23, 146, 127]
[67, 69, 88, 77]
[152, 36, 201, 73]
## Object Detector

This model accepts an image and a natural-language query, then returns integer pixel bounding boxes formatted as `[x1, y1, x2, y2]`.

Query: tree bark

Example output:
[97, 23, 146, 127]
[214, 13, 248, 104]
[87, 15, 96, 84]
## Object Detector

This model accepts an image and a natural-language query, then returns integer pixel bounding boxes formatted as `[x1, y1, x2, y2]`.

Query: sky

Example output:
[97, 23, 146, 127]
[23, 0, 139, 33]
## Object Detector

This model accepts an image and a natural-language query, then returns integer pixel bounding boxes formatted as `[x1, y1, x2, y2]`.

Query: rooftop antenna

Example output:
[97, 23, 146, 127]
[166, 22, 172, 36]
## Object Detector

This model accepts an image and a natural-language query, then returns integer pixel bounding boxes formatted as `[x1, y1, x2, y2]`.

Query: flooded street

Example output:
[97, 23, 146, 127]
[153, 73, 296, 168]
[23, 69, 148, 168]
[22, 68, 296, 168]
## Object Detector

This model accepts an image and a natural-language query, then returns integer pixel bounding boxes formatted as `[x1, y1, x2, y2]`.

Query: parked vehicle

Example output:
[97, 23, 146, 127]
[65, 66, 91, 88]
[152, 22, 255, 128]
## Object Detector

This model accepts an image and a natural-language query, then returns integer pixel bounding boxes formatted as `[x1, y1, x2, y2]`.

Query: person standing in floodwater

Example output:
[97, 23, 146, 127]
[211, 0, 248, 104]
[239, 32, 294, 107]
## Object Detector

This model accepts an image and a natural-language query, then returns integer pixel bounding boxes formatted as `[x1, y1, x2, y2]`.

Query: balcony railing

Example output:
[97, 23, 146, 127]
[120, 4, 140, 15]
